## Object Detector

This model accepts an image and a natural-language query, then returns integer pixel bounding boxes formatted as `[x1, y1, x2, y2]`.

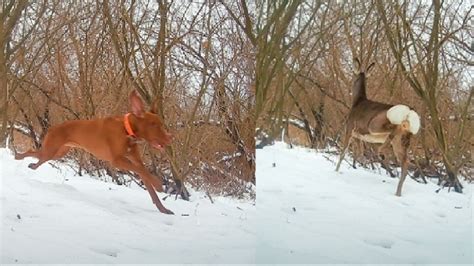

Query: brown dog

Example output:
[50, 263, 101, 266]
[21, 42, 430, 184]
[15, 90, 174, 214]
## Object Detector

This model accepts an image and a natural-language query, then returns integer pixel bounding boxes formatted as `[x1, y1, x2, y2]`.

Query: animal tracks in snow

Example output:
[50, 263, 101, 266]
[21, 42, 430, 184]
[89, 247, 120, 258]
[363, 238, 395, 249]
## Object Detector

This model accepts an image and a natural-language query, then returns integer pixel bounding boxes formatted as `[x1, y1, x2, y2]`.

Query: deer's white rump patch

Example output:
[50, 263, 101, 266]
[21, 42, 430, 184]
[387, 104, 420, 134]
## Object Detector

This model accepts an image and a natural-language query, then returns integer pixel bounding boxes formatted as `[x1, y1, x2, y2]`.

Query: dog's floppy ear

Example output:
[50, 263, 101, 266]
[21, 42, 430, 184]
[129, 90, 145, 117]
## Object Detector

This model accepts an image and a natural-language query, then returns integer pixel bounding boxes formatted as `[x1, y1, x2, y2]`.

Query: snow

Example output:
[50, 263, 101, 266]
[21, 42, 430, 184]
[0, 148, 255, 264]
[2, 141, 472, 264]
[256, 142, 473, 264]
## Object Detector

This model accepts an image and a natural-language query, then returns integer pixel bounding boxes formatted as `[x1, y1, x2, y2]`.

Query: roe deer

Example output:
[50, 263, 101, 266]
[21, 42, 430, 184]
[15, 90, 175, 214]
[335, 58, 420, 196]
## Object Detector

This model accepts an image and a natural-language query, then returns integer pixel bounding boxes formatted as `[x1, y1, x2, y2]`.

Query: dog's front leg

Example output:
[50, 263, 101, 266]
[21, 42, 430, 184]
[112, 156, 173, 215]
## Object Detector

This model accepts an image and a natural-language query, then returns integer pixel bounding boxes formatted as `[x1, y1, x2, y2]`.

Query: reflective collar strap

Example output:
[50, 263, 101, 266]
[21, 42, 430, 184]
[124, 113, 136, 137]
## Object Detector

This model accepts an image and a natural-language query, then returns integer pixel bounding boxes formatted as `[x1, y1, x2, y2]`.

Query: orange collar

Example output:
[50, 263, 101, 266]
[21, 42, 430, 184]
[124, 113, 136, 137]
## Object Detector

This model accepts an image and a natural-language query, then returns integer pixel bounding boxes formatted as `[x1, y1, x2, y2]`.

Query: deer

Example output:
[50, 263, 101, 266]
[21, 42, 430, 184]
[335, 58, 420, 196]
[14, 90, 175, 214]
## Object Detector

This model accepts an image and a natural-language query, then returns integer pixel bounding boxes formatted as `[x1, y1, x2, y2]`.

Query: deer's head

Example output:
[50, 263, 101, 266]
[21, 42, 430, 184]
[352, 58, 375, 107]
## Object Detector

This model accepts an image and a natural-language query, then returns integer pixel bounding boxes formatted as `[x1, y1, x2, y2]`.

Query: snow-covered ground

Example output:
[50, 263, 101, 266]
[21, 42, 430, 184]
[2, 142, 472, 264]
[0, 149, 255, 264]
[257, 142, 473, 264]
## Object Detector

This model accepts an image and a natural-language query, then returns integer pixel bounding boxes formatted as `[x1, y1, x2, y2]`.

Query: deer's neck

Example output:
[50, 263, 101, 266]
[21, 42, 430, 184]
[352, 73, 367, 106]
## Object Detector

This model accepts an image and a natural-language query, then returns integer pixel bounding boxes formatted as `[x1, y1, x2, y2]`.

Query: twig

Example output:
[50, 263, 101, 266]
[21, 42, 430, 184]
[206, 191, 214, 204]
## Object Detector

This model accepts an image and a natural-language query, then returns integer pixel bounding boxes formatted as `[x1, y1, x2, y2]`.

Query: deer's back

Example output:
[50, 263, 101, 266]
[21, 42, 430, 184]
[348, 99, 393, 134]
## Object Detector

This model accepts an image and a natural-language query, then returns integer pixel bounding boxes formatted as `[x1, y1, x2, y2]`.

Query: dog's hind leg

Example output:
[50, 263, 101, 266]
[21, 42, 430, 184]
[22, 130, 69, 170]
[15, 150, 40, 160]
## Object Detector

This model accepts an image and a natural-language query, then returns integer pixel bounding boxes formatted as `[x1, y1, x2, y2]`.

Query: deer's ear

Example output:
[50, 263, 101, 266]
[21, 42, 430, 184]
[129, 90, 145, 117]
[353, 57, 361, 73]
[367, 62, 375, 74]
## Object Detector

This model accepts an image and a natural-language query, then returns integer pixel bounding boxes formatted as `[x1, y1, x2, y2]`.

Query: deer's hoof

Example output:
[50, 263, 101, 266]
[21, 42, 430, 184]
[159, 207, 174, 215]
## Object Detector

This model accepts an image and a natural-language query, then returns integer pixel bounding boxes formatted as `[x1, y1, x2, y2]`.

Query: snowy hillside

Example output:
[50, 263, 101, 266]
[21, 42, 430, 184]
[256, 142, 472, 264]
[0, 149, 255, 264]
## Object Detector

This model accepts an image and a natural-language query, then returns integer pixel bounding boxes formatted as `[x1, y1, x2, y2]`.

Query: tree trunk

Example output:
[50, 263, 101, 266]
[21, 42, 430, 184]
[0, 49, 8, 147]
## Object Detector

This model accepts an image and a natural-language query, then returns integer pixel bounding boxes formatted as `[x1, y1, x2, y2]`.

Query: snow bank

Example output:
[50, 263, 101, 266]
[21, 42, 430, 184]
[256, 142, 472, 264]
[0, 149, 255, 264]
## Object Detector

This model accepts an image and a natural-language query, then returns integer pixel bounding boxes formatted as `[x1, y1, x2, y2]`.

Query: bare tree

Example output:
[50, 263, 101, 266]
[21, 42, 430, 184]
[0, 0, 29, 146]
[376, 0, 472, 192]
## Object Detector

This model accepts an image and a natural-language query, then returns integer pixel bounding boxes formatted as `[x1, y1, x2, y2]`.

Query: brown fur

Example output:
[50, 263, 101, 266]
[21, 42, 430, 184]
[15, 90, 175, 214]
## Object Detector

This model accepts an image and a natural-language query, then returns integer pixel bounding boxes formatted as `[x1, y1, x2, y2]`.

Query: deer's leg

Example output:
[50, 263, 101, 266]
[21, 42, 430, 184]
[112, 156, 173, 215]
[376, 123, 402, 155]
[376, 130, 397, 177]
[351, 139, 363, 169]
[392, 134, 411, 196]
[378, 148, 396, 178]
[378, 131, 395, 155]
[335, 130, 353, 172]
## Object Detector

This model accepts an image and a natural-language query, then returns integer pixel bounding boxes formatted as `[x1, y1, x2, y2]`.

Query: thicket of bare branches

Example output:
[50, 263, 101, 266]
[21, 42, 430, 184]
[2, 0, 472, 197]
[2, 1, 255, 199]
[255, 1, 472, 188]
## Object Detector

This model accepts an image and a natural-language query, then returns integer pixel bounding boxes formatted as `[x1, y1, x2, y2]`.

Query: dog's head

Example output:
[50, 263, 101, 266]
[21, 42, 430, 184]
[128, 90, 172, 150]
